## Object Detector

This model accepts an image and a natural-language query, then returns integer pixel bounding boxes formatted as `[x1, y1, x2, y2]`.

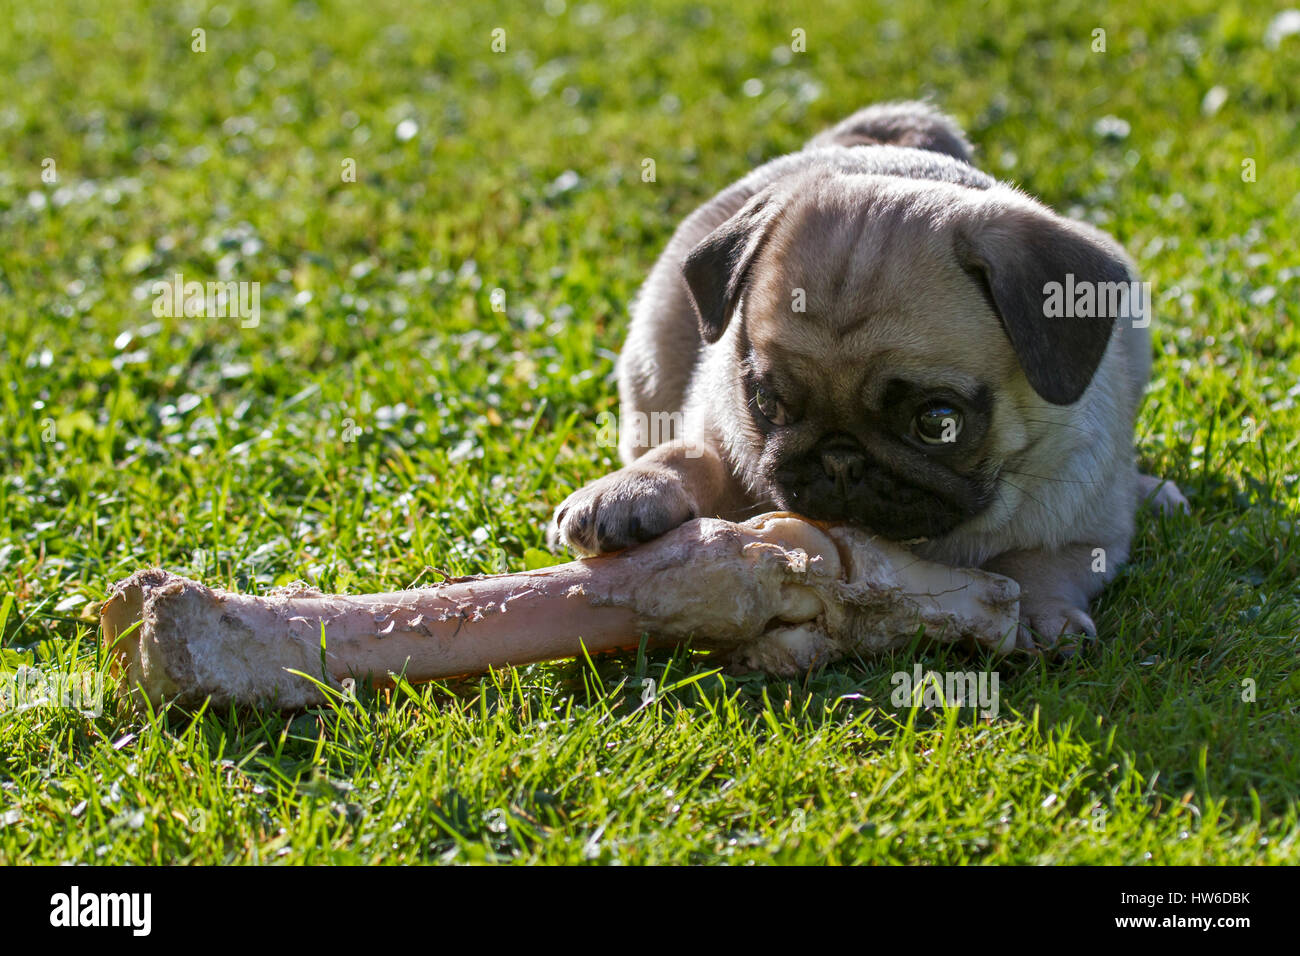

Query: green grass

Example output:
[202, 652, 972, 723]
[1, 0, 1298, 864]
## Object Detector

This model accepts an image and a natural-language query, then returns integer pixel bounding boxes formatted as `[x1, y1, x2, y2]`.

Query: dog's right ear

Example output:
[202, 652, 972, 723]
[682, 188, 786, 344]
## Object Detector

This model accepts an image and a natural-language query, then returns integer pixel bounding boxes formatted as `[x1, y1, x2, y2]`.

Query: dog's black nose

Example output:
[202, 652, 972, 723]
[820, 441, 866, 490]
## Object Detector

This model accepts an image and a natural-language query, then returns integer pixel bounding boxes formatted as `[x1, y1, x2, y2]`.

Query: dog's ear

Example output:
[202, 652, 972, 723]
[682, 187, 786, 344]
[955, 203, 1133, 405]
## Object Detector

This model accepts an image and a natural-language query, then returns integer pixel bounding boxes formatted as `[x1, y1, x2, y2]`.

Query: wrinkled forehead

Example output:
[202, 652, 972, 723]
[754, 174, 980, 322]
[744, 317, 996, 409]
[741, 176, 1017, 398]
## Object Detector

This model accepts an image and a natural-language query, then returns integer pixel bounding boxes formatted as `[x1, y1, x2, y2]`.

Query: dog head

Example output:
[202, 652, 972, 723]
[681, 167, 1137, 542]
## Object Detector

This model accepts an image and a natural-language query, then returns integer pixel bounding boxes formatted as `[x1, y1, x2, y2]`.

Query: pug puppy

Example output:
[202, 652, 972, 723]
[548, 101, 1187, 650]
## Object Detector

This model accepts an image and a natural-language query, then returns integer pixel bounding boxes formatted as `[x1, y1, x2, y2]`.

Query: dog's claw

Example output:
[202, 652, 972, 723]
[1017, 602, 1097, 654]
[1139, 474, 1190, 516]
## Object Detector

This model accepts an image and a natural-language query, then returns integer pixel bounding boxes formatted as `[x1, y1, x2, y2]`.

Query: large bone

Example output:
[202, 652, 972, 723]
[100, 513, 1019, 709]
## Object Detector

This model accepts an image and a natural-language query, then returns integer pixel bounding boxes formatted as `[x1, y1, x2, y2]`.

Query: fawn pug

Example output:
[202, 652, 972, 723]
[549, 101, 1186, 650]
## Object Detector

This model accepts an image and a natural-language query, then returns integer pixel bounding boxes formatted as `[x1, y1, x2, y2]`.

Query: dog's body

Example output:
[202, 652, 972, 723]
[550, 102, 1185, 650]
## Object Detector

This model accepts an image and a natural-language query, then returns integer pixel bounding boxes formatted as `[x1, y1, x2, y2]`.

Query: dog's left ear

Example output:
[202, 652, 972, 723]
[955, 202, 1134, 405]
[682, 186, 787, 344]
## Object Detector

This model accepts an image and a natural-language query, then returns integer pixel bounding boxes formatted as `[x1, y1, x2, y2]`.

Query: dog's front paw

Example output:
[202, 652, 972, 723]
[1139, 473, 1190, 516]
[1016, 599, 1097, 655]
[547, 467, 697, 556]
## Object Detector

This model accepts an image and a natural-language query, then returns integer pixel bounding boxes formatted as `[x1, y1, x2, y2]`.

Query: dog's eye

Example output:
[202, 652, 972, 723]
[913, 403, 962, 445]
[753, 383, 791, 426]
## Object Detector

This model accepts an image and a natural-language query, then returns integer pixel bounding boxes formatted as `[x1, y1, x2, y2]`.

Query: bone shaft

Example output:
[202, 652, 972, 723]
[241, 570, 647, 682]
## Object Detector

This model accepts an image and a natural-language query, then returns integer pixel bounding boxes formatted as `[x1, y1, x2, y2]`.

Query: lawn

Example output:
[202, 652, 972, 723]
[1, 0, 1298, 864]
